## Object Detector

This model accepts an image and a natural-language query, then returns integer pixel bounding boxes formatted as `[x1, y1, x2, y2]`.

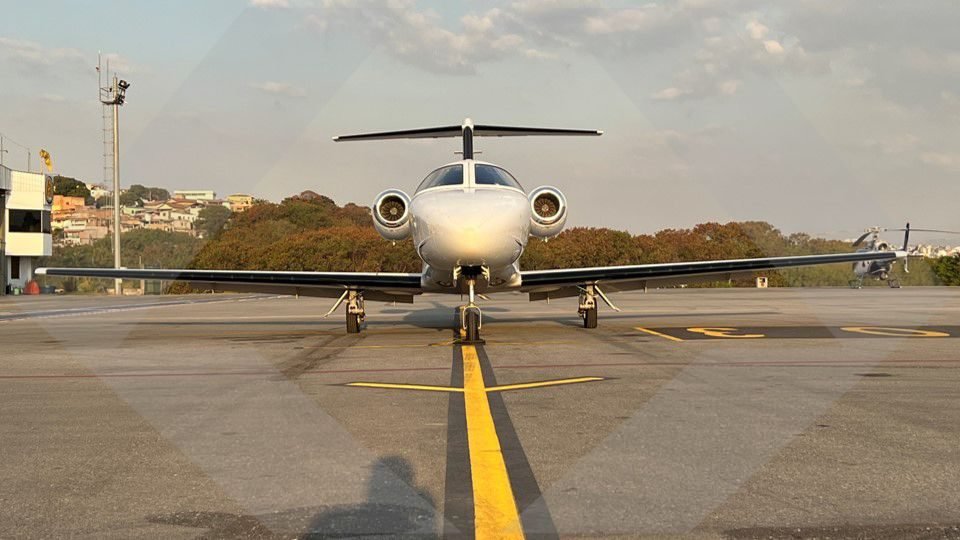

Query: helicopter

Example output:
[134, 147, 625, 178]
[850, 223, 960, 288]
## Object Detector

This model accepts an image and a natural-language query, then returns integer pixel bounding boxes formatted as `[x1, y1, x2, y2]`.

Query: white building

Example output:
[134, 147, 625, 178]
[173, 189, 216, 201]
[1, 166, 53, 293]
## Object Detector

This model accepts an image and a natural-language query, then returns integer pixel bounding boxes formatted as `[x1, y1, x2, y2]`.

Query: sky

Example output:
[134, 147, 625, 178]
[1, 0, 958, 240]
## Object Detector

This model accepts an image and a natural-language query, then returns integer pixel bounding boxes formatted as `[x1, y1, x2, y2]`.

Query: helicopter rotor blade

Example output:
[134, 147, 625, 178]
[852, 231, 873, 247]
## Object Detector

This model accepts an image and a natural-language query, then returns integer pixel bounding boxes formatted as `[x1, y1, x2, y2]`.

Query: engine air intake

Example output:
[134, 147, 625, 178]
[533, 193, 560, 220]
[378, 195, 406, 223]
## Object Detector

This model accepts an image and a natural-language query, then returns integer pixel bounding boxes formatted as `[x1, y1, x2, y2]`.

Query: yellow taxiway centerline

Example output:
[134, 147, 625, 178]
[487, 376, 605, 393]
[635, 326, 685, 342]
[345, 382, 462, 393]
[461, 344, 525, 539]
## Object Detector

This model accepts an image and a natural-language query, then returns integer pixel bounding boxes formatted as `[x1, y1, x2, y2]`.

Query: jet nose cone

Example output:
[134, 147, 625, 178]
[411, 189, 530, 270]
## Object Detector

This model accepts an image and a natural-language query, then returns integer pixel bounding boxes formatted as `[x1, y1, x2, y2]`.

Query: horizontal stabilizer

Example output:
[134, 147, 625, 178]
[334, 118, 602, 159]
[473, 124, 603, 137]
[333, 125, 463, 142]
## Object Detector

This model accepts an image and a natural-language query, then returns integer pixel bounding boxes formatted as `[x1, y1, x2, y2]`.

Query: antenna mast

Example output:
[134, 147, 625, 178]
[97, 53, 115, 189]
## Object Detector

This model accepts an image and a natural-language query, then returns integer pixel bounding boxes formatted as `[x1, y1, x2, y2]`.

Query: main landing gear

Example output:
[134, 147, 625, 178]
[345, 291, 366, 333]
[579, 284, 598, 329]
[578, 283, 619, 329]
[325, 290, 366, 334]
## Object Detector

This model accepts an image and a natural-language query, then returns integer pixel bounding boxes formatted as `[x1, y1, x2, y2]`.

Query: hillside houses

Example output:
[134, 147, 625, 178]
[50, 191, 255, 245]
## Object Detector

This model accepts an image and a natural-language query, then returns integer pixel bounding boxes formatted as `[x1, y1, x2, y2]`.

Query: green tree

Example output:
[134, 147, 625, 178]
[195, 205, 232, 239]
[52, 175, 92, 204]
[120, 184, 171, 207]
[933, 255, 960, 285]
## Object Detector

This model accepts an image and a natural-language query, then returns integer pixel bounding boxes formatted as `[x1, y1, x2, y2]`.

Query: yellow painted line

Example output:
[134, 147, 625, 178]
[462, 344, 525, 539]
[345, 382, 461, 393]
[635, 327, 685, 342]
[687, 327, 764, 339]
[487, 376, 605, 393]
[841, 326, 950, 337]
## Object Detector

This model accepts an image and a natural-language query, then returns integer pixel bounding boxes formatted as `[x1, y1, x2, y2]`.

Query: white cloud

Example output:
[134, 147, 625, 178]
[0, 37, 85, 67]
[250, 0, 290, 8]
[249, 81, 307, 97]
[311, 0, 532, 74]
[746, 20, 768, 40]
[920, 151, 960, 172]
[652, 86, 691, 101]
[718, 79, 740, 95]
[100, 52, 142, 75]
[763, 39, 784, 55]
[584, 7, 670, 35]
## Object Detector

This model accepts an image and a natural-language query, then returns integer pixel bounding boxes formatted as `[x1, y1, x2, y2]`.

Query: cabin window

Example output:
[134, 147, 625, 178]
[416, 165, 464, 192]
[474, 165, 523, 189]
[8, 210, 51, 233]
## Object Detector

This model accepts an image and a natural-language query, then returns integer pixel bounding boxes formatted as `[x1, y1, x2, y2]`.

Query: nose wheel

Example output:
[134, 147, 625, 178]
[457, 276, 483, 343]
[463, 307, 481, 342]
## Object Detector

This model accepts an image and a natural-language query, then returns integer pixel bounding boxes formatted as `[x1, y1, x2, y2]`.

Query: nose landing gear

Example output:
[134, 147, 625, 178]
[457, 274, 484, 343]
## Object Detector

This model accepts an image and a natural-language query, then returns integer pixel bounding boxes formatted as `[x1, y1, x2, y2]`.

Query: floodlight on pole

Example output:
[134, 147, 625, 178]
[100, 73, 129, 296]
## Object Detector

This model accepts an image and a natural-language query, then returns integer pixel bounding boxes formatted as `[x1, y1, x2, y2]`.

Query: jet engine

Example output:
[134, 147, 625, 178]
[528, 186, 567, 238]
[372, 189, 412, 240]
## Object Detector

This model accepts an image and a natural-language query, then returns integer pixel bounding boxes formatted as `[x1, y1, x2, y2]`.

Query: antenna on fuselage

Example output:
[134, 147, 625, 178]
[333, 118, 603, 159]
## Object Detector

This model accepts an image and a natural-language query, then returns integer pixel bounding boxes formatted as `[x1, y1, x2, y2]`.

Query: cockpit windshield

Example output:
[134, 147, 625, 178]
[474, 164, 523, 190]
[416, 165, 464, 192]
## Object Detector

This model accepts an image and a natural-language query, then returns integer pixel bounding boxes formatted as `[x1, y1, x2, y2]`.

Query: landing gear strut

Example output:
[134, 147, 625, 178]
[345, 290, 365, 334]
[579, 284, 598, 329]
[458, 275, 483, 343]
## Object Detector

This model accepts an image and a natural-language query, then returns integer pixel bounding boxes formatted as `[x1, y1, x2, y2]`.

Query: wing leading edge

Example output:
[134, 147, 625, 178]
[521, 250, 904, 297]
[35, 268, 422, 302]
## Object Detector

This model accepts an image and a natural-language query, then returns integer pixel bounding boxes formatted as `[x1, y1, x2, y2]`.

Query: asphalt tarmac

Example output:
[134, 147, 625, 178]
[1, 288, 959, 539]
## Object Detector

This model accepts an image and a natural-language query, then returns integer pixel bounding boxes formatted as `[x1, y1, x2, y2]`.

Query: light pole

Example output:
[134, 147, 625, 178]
[100, 75, 130, 296]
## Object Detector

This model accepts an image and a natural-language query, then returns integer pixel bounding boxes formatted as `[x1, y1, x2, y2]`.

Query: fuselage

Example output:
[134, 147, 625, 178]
[410, 159, 532, 292]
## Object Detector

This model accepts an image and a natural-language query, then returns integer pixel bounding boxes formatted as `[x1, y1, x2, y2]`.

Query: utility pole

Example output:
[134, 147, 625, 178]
[99, 68, 130, 296]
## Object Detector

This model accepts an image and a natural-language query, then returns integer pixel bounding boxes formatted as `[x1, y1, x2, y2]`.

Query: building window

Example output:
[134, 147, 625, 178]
[8, 210, 51, 233]
[11, 257, 20, 280]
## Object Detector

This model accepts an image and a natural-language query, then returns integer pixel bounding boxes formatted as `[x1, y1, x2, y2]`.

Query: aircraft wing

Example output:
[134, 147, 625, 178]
[520, 250, 904, 299]
[35, 268, 422, 303]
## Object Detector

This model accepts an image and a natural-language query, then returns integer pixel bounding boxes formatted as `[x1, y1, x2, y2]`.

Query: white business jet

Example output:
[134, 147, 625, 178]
[38, 119, 904, 342]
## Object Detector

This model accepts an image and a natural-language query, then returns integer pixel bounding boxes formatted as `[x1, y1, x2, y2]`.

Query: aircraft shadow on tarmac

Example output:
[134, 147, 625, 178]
[116, 308, 781, 331]
[145, 456, 439, 539]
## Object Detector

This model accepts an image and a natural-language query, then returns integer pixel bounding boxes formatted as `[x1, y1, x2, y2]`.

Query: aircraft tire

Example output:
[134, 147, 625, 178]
[346, 312, 361, 334]
[583, 307, 598, 329]
[465, 310, 480, 342]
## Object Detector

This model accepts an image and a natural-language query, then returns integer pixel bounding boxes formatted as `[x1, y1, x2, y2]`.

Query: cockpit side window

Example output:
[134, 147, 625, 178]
[416, 165, 464, 192]
[474, 164, 523, 190]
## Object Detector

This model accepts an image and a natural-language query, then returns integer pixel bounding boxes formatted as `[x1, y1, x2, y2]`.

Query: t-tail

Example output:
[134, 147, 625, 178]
[333, 118, 603, 159]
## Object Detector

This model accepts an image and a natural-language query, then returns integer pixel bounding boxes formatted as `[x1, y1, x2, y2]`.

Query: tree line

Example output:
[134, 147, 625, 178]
[41, 193, 960, 291]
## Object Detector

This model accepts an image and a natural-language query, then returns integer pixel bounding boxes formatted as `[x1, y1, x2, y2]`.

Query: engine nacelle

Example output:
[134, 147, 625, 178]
[372, 189, 412, 241]
[528, 186, 567, 238]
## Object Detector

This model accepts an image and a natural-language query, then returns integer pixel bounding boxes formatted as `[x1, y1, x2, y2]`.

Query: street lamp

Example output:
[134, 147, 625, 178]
[100, 76, 130, 296]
